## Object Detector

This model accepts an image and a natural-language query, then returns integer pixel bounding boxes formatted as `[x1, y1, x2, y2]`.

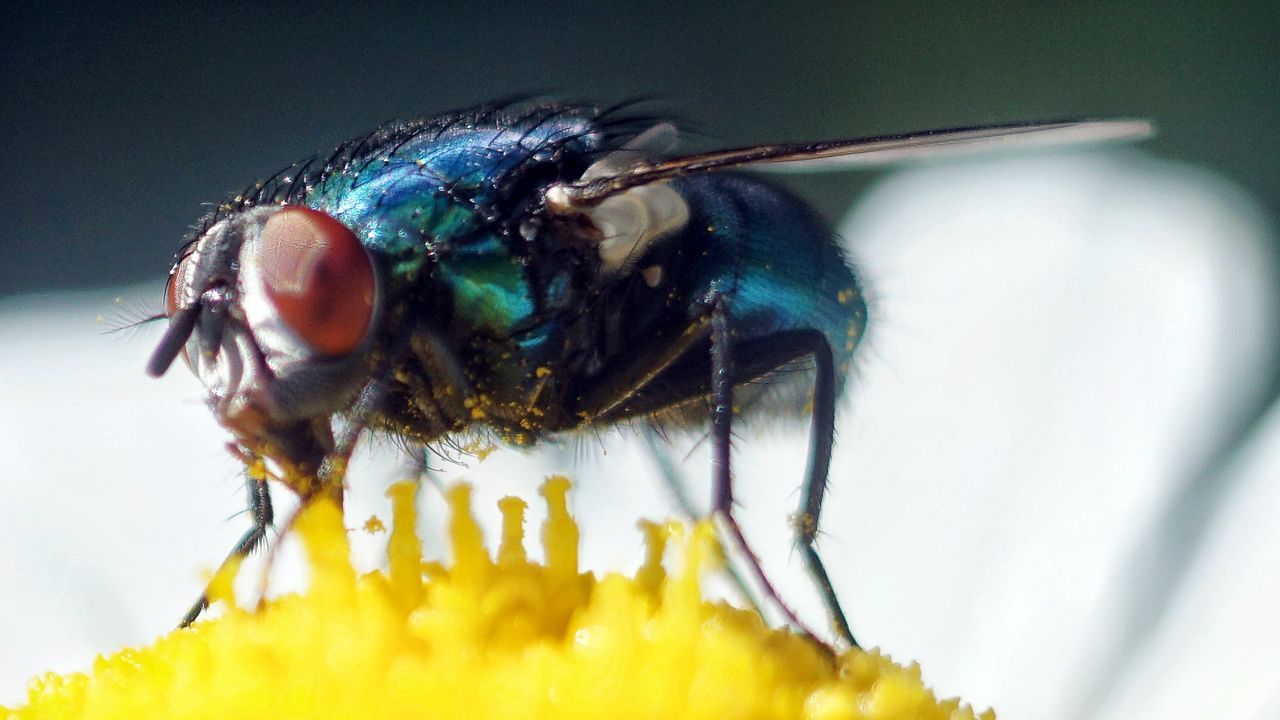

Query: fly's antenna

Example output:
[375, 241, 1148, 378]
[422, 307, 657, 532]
[146, 302, 200, 377]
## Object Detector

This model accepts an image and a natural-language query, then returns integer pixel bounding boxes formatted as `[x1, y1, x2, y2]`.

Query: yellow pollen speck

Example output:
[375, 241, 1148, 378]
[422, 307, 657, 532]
[2, 478, 993, 720]
[362, 515, 386, 534]
[247, 458, 270, 482]
[461, 439, 498, 461]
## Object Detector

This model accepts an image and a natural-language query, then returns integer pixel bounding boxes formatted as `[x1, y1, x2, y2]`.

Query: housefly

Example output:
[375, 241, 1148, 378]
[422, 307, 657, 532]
[146, 100, 1151, 644]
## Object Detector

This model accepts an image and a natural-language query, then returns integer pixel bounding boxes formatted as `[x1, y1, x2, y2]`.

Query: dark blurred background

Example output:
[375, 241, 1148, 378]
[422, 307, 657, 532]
[0, 1, 1275, 298]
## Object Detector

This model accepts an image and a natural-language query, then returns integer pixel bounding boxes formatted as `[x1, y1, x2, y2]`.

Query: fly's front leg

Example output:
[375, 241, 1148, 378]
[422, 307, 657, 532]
[705, 293, 826, 646]
[253, 378, 390, 611]
[321, 378, 390, 489]
[179, 469, 274, 627]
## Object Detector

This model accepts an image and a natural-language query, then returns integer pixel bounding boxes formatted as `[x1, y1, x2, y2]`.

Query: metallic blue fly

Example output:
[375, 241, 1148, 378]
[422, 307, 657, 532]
[147, 101, 1151, 645]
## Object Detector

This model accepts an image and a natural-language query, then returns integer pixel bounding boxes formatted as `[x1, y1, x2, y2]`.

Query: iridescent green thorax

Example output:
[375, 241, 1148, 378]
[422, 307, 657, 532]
[302, 112, 606, 336]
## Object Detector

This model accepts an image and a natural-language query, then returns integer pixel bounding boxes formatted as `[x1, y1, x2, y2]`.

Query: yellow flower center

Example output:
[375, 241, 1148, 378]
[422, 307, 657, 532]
[4, 476, 992, 720]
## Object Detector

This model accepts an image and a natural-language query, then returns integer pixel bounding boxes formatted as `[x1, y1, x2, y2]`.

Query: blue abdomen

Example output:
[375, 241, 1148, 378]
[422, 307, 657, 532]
[669, 173, 868, 382]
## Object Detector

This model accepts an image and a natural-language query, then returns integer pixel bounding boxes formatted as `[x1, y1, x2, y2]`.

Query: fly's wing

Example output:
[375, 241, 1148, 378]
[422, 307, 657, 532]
[564, 119, 1154, 203]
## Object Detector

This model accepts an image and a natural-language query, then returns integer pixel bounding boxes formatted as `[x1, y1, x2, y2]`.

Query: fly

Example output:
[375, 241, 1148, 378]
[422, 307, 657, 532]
[146, 100, 1152, 645]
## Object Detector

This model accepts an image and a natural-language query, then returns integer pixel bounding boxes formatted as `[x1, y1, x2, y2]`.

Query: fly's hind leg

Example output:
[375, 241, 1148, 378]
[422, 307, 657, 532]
[704, 293, 829, 646]
[791, 332, 857, 648]
[568, 294, 847, 646]
[179, 471, 273, 627]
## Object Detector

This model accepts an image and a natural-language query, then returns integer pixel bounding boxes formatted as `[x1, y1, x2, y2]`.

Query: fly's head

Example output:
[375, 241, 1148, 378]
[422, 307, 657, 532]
[148, 205, 379, 481]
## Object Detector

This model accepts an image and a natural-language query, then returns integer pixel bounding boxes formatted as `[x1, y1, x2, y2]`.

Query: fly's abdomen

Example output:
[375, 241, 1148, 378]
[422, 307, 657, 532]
[669, 173, 868, 382]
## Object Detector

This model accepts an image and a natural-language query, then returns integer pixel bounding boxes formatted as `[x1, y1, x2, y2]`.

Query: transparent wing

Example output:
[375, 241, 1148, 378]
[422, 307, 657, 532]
[567, 119, 1154, 202]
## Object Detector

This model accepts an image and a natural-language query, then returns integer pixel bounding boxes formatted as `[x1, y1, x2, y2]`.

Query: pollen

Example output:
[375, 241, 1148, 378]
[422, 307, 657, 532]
[3, 478, 993, 720]
[362, 515, 386, 534]
[460, 439, 498, 461]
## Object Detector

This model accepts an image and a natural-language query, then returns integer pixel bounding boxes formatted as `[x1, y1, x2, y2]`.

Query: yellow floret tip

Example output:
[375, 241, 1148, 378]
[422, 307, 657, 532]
[4, 476, 993, 719]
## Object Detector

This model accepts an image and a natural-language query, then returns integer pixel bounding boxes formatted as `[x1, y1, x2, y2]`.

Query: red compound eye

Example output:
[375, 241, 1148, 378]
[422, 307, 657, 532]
[165, 264, 183, 316]
[165, 249, 197, 317]
[257, 207, 375, 356]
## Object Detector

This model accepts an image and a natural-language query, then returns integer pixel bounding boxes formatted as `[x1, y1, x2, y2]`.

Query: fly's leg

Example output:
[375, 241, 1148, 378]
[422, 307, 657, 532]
[641, 425, 765, 617]
[179, 472, 273, 627]
[407, 447, 445, 491]
[250, 480, 341, 613]
[642, 425, 702, 517]
[567, 297, 847, 646]
[705, 293, 827, 646]
[793, 334, 857, 648]
[252, 381, 388, 610]
[322, 379, 390, 487]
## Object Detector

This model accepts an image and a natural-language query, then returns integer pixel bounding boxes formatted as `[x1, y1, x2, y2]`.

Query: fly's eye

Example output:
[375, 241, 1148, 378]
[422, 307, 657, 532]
[165, 251, 194, 316]
[164, 268, 182, 316]
[257, 207, 375, 356]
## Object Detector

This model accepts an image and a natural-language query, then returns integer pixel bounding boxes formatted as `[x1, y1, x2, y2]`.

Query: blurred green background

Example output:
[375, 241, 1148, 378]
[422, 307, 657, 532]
[1, 1, 1274, 296]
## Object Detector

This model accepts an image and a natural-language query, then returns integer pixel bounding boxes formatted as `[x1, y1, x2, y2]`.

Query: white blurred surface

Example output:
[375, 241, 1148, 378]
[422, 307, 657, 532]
[831, 151, 1278, 718]
[2, 149, 1277, 718]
